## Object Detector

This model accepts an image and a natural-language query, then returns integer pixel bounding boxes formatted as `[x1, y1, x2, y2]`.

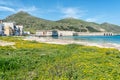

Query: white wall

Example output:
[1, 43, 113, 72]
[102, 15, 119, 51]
[3, 22, 15, 29]
[58, 31, 75, 36]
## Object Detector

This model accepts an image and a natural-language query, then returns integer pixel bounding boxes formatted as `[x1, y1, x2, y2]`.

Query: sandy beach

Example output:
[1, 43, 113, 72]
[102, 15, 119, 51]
[24, 36, 120, 50]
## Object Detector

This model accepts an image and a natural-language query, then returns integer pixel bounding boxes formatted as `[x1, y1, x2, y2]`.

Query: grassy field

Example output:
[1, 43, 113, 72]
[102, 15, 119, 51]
[0, 37, 120, 80]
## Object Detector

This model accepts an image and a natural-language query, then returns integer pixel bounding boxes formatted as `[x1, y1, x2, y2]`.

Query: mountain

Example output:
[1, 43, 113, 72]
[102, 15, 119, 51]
[56, 18, 104, 32]
[3, 11, 120, 33]
[57, 18, 120, 33]
[4, 11, 62, 33]
[100, 22, 120, 33]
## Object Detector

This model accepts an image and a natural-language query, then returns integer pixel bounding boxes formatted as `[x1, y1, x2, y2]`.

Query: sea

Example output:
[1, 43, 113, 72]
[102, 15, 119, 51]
[58, 35, 120, 44]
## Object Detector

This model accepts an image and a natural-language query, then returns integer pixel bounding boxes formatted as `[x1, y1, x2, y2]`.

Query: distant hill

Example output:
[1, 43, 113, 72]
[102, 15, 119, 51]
[100, 22, 120, 33]
[3, 11, 120, 33]
[56, 18, 103, 32]
[57, 18, 120, 33]
[4, 11, 62, 33]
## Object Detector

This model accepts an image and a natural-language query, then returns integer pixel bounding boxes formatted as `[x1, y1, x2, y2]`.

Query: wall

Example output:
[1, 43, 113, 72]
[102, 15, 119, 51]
[16, 25, 23, 35]
[0, 24, 4, 35]
[35, 30, 114, 37]
[58, 31, 75, 36]
[4, 26, 10, 36]
[36, 31, 52, 37]
[3, 22, 15, 29]
[77, 32, 114, 36]
[0, 22, 24, 36]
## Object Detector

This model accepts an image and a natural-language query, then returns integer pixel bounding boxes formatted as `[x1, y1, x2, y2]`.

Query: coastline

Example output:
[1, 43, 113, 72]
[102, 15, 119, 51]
[24, 36, 120, 50]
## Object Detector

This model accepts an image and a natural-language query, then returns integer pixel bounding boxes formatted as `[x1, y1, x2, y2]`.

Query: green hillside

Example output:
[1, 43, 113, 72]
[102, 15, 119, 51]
[4, 11, 96, 33]
[57, 18, 103, 32]
[100, 22, 120, 33]
[57, 18, 120, 33]
[4, 11, 63, 33]
[3, 11, 120, 33]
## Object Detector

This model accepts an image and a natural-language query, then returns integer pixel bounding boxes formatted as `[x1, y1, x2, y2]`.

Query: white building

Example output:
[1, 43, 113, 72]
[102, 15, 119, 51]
[0, 22, 24, 36]
[0, 24, 4, 35]
[0, 20, 4, 35]
[24, 31, 30, 35]
[3, 22, 16, 30]
[36, 30, 75, 37]
[16, 25, 23, 35]
[36, 30, 52, 37]
[58, 31, 75, 36]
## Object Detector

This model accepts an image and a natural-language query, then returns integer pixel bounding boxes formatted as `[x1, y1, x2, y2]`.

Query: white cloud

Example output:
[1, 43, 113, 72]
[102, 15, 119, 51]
[86, 16, 105, 22]
[17, 6, 37, 12]
[0, 6, 15, 12]
[86, 18, 98, 22]
[0, 5, 38, 13]
[60, 7, 85, 18]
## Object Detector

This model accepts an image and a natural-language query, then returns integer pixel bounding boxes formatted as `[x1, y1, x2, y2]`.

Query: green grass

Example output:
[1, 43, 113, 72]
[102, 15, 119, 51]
[0, 37, 120, 80]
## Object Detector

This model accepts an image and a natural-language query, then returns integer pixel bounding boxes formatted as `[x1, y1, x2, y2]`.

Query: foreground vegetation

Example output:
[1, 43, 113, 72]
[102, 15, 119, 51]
[0, 37, 120, 80]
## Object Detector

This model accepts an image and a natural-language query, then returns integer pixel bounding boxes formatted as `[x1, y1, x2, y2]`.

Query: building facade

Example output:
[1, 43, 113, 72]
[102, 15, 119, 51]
[36, 30, 114, 37]
[36, 30, 52, 37]
[0, 21, 24, 36]
[16, 25, 23, 36]
[36, 30, 75, 37]
[4, 26, 13, 36]
[0, 24, 4, 36]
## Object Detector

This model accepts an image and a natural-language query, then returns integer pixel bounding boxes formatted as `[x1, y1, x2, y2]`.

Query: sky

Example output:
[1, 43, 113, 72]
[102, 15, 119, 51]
[0, 0, 120, 25]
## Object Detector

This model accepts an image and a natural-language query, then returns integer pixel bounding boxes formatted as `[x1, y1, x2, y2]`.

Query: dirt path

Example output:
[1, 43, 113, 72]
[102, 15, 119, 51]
[0, 40, 15, 46]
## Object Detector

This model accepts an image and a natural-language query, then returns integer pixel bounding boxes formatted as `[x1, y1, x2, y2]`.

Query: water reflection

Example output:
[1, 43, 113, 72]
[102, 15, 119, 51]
[52, 36, 58, 39]
[59, 35, 120, 44]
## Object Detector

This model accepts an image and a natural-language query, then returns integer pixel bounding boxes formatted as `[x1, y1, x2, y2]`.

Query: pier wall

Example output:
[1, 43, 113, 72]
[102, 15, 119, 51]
[77, 32, 114, 36]
[36, 30, 114, 37]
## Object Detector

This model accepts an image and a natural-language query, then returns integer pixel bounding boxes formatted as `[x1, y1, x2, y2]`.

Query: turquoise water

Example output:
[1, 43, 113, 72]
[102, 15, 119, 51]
[58, 35, 120, 44]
